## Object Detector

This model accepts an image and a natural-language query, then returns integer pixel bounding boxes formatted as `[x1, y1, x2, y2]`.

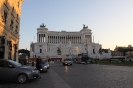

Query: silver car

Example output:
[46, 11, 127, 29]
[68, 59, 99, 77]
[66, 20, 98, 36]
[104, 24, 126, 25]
[62, 58, 73, 66]
[0, 59, 41, 83]
[45, 61, 50, 69]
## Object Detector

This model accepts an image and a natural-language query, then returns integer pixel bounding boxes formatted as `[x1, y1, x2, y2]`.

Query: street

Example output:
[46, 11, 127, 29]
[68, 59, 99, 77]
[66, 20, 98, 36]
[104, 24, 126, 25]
[1, 61, 133, 88]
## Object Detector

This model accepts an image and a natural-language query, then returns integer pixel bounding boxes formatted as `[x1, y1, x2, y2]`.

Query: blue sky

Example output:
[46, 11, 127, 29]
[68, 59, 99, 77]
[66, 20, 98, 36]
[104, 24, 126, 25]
[20, 0, 133, 50]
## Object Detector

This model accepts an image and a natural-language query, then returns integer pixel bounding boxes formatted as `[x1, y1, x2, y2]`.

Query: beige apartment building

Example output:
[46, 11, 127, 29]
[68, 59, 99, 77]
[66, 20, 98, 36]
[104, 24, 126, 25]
[0, 0, 23, 61]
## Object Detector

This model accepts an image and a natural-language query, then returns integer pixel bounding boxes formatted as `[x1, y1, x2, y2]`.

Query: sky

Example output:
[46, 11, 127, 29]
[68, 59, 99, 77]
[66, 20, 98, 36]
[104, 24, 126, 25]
[19, 0, 133, 51]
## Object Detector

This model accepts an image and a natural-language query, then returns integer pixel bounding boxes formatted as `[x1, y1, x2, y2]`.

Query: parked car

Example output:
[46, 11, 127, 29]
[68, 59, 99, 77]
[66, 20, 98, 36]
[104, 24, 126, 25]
[38, 60, 48, 72]
[0, 59, 41, 83]
[62, 58, 73, 66]
[125, 57, 133, 62]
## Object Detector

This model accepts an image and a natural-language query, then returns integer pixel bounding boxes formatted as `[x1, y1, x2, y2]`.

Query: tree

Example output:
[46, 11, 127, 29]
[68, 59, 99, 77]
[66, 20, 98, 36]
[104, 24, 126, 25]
[18, 49, 30, 56]
[102, 49, 108, 53]
[117, 47, 133, 56]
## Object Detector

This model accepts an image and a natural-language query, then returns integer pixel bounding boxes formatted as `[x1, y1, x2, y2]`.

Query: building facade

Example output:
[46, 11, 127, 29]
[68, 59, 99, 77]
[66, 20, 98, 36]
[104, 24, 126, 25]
[112, 45, 133, 59]
[30, 24, 107, 59]
[0, 0, 24, 61]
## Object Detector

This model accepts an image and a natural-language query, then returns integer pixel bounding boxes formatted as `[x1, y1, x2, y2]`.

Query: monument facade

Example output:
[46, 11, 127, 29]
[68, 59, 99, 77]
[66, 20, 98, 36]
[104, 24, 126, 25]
[30, 24, 103, 59]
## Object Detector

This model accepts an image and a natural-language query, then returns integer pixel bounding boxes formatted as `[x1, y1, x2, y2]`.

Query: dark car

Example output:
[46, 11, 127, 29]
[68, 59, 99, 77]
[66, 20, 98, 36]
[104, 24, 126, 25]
[38, 60, 48, 72]
[0, 59, 41, 83]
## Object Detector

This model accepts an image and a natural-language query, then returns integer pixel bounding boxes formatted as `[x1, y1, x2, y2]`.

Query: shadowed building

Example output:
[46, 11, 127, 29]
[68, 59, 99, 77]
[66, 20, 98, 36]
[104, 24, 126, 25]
[0, 0, 24, 61]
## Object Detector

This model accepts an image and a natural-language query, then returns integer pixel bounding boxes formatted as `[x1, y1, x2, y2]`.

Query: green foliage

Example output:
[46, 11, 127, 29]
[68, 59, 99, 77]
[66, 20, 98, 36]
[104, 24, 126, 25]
[102, 49, 108, 53]
[117, 47, 124, 52]
[18, 49, 30, 56]
[117, 47, 133, 56]
[117, 47, 133, 52]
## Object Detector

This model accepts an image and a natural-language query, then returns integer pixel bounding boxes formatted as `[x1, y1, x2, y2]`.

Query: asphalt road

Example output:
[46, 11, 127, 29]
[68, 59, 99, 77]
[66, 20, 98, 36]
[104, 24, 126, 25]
[1, 61, 133, 88]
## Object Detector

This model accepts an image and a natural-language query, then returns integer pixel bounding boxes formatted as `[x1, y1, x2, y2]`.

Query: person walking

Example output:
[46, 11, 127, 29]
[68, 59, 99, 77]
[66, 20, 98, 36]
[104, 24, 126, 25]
[36, 56, 42, 70]
[90, 58, 93, 64]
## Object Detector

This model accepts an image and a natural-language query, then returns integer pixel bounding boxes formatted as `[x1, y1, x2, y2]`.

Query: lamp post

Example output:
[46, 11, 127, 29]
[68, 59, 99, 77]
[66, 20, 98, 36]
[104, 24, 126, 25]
[68, 38, 72, 58]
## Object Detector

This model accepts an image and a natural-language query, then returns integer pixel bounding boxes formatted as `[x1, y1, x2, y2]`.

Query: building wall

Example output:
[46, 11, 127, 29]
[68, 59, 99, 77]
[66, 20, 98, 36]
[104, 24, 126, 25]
[36, 27, 92, 44]
[30, 25, 93, 58]
[0, 0, 23, 61]
[88, 43, 102, 59]
[30, 25, 113, 59]
[100, 50, 112, 59]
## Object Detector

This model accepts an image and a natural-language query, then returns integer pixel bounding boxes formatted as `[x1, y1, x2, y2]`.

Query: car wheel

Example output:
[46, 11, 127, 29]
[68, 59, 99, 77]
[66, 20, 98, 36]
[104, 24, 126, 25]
[17, 74, 27, 83]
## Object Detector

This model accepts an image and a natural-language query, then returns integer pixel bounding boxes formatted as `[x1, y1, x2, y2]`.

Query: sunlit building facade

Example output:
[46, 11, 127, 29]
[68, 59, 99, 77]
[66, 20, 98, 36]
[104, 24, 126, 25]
[30, 24, 104, 59]
[0, 0, 24, 61]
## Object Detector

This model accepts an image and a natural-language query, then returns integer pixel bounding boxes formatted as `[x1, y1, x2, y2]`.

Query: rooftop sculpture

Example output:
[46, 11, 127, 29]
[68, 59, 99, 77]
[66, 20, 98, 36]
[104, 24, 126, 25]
[83, 24, 88, 29]
[40, 23, 46, 28]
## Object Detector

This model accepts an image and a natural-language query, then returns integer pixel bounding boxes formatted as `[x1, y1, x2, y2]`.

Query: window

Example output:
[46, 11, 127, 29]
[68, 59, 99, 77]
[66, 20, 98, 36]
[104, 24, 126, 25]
[3, 10, 8, 23]
[10, 20, 14, 30]
[93, 49, 95, 54]
[12, 7, 14, 12]
[16, 14, 18, 20]
[0, 61, 8, 67]
[0, 60, 3, 67]
[15, 26, 18, 34]
[18, 2, 19, 8]
[40, 49, 42, 53]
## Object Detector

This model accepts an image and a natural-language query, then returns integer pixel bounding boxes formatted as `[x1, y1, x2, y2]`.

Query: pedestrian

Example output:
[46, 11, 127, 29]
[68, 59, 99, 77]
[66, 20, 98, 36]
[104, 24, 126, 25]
[95, 59, 97, 64]
[36, 56, 42, 70]
[89, 58, 93, 64]
[32, 61, 34, 66]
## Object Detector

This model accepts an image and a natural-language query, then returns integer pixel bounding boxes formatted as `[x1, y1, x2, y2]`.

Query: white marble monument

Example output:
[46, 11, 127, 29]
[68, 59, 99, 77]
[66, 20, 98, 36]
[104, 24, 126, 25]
[30, 24, 108, 59]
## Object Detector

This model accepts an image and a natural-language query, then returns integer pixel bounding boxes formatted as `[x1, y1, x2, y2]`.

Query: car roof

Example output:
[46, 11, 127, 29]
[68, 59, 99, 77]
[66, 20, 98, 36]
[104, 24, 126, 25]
[0, 59, 8, 61]
[0, 59, 15, 62]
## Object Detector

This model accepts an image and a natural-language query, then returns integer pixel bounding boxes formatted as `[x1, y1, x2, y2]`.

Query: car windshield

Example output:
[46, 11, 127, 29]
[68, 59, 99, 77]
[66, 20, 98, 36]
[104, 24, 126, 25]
[41, 60, 46, 64]
[8, 60, 22, 67]
[82, 55, 88, 57]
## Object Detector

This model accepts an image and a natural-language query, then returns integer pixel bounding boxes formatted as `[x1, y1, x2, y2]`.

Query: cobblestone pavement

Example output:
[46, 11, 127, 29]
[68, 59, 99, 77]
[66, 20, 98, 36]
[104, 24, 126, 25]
[1, 61, 133, 88]
[52, 62, 133, 88]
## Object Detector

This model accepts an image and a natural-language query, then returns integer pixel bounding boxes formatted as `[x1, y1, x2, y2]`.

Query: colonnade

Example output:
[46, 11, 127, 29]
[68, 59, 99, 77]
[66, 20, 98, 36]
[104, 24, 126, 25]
[48, 36, 82, 44]
[37, 33, 83, 43]
[38, 34, 45, 42]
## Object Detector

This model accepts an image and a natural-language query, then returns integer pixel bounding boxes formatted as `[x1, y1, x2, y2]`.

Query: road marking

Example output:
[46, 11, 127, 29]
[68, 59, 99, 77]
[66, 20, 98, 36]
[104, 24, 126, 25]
[49, 69, 71, 88]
